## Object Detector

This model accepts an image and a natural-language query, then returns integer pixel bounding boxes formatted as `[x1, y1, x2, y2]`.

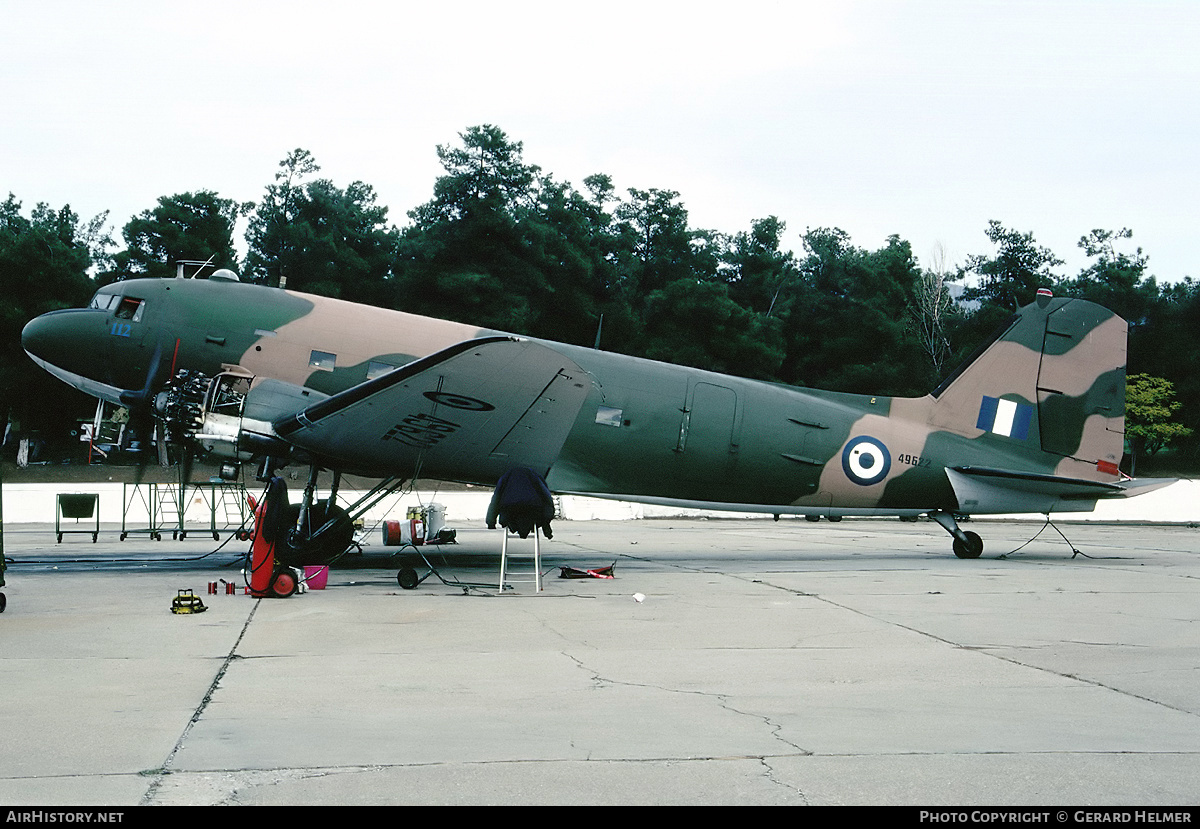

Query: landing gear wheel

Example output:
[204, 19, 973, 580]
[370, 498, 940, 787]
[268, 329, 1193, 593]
[953, 531, 984, 559]
[270, 569, 298, 598]
[397, 567, 420, 590]
[0, 593, 6, 613]
[280, 500, 355, 566]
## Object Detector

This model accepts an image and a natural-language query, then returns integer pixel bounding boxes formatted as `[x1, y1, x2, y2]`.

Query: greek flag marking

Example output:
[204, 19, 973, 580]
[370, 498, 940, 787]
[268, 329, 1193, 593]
[977, 396, 1032, 440]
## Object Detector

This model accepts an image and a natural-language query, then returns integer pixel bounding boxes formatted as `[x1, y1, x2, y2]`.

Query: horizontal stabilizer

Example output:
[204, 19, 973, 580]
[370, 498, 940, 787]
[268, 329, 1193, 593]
[946, 466, 1176, 515]
[275, 337, 592, 481]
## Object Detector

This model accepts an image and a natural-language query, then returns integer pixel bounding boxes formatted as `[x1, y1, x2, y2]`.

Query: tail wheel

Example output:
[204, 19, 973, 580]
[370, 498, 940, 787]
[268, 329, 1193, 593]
[953, 531, 984, 559]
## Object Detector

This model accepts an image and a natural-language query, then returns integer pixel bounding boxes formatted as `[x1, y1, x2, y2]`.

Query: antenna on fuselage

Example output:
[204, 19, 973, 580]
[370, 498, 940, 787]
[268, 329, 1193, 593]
[175, 256, 217, 279]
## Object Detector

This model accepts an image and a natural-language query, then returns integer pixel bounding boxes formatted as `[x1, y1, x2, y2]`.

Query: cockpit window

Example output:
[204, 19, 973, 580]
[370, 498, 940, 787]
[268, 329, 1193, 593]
[88, 292, 119, 312]
[113, 297, 145, 322]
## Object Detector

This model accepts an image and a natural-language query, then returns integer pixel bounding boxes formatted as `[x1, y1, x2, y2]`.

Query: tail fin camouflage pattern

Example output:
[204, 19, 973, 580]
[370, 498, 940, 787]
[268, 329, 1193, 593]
[930, 291, 1127, 481]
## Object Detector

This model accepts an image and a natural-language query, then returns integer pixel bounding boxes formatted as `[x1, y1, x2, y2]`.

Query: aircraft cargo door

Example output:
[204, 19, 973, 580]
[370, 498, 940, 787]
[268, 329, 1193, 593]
[676, 382, 740, 485]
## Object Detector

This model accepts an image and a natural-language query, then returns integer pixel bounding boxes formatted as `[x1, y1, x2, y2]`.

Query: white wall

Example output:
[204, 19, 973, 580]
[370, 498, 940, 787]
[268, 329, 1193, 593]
[6, 479, 1198, 527]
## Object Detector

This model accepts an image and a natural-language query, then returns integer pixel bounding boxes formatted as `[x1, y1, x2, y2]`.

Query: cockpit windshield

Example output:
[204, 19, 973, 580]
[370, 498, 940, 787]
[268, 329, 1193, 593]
[88, 290, 145, 322]
[87, 291, 119, 311]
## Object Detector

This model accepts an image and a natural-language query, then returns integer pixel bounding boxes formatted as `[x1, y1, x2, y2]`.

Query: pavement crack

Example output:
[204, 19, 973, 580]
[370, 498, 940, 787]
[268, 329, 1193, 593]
[140, 599, 262, 806]
[759, 756, 810, 803]
[752, 575, 1200, 719]
[562, 652, 812, 757]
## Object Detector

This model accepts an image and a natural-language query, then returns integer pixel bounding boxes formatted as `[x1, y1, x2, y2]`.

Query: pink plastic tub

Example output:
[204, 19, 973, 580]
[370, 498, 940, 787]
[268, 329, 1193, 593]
[303, 566, 329, 590]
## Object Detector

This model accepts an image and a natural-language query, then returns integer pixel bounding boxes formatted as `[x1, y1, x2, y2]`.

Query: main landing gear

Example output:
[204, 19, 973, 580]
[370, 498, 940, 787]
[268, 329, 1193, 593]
[274, 465, 410, 568]
[930, 510, 984, 559]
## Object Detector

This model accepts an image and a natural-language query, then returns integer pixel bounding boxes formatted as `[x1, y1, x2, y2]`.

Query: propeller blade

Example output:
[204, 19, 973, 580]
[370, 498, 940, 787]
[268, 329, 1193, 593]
[117, 337, 170, 482]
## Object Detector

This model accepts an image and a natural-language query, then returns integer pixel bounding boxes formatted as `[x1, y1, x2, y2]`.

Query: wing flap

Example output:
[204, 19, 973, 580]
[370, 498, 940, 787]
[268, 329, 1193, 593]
[275, 337, 592, 481]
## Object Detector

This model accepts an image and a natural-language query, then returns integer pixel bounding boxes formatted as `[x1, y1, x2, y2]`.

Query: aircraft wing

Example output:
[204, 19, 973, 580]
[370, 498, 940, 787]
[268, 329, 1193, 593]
[946, 466, 1177, 515]
[274, 336, 592, 481]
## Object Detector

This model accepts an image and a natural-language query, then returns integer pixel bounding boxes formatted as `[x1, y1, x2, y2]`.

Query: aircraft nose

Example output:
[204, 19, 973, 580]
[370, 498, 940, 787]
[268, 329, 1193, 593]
[22, 311, 71, 366]
[22, 309, 108, 378]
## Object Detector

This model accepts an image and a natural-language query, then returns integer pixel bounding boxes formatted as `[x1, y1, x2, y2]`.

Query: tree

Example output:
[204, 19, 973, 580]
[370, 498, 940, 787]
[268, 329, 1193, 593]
[962, 220, 1063, 312]
[244, 148, 321, 288]
[778, 229, 926, 395]
[398, 127, 645, 347]
[722, 216, 800, 317]
[104, 191, 250, 283]
[1056, 228, 1155, 325]
[1125, 373, 1192, 474]
[245, 150, 397, 302]
[396, 127, 550, 335]
[910, 242, 959, 385]
[613, 188, 716, 301]
[0, 195, 101, 447]
[639, 279, 784, 379]
[410, 125, 540, 225]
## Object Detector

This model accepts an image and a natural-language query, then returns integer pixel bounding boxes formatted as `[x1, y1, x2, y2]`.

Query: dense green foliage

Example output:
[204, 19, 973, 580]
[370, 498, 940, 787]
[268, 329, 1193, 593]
[102, 191, 250, 283]
[1125, 373, 1192, 475]
[0, 196, 107, 450]
[4, 124, 1199, 470]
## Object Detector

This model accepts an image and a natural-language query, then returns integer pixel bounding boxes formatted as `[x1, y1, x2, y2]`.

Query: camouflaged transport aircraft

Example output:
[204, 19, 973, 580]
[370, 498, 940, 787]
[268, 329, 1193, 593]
[21, 271, 1173, 563]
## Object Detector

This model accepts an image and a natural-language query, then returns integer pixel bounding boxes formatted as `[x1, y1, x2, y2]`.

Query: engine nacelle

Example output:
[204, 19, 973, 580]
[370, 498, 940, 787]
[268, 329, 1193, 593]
[155, 370, 324, 463]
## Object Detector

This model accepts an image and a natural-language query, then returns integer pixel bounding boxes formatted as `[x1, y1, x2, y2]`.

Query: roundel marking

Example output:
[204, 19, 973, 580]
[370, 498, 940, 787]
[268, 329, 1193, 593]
[423, 391, 495, 411]
[841, 436, 891, 486]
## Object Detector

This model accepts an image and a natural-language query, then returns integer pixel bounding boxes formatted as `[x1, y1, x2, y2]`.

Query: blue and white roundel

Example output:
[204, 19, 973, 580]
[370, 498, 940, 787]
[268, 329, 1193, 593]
[841, 436, 891, 486]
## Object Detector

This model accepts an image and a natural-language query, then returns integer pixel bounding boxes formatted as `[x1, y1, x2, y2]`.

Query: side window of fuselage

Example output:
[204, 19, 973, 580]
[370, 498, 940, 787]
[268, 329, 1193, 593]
[309, 350, 336, 371]
[113, 297, 145, 322]
[366, 360, 396, 380]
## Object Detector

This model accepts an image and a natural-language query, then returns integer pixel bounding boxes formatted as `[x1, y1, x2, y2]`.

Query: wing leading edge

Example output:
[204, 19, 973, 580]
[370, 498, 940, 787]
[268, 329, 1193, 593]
[275, 337, 593, 482]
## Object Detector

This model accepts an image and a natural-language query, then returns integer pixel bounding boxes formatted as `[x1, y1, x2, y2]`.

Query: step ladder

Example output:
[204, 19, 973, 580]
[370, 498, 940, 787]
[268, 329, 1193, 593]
[155, 483, 184, 540]
[216, 483, 249, 534]
[498, 528, 543, 592]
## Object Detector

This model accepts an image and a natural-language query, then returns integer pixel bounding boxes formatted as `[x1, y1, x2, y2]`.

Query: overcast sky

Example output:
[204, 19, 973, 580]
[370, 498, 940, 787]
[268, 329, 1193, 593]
[3, 0, 1196, 282]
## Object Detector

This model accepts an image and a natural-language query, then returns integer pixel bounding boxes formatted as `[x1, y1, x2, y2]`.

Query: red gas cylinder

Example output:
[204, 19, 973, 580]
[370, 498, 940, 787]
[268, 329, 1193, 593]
[381, 518, 424, 546]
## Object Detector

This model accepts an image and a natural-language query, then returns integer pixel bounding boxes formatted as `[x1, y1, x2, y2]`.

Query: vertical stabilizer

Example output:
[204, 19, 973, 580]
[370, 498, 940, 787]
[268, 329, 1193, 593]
[930, 295, 1126, 480]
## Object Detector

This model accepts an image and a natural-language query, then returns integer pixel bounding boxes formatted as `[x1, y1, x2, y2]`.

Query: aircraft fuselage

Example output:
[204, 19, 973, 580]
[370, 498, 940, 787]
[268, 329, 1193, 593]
[22, 276, 1131, 520]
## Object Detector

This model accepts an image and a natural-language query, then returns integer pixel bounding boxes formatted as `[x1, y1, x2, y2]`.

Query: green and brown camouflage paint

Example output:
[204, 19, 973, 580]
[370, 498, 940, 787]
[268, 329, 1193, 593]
[23, 278, 1131, 518]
